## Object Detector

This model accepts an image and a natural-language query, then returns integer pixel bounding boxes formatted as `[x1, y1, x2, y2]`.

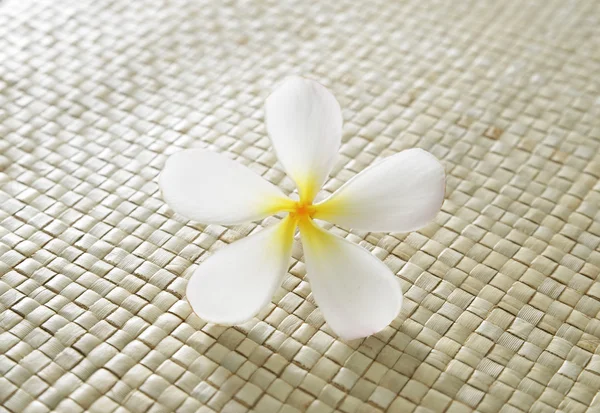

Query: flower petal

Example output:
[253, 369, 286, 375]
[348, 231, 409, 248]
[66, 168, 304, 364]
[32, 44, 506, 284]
[299, 219, 403, 340]
[159, 149, 293, 225]
[186, 217, 296, 324]
[314, 149, 445, 232]
[265, 76, 343, 203]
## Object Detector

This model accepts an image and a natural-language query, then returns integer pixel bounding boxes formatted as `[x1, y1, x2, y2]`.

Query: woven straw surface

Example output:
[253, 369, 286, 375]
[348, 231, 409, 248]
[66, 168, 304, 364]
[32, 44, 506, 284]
[1, 0, 600, 412]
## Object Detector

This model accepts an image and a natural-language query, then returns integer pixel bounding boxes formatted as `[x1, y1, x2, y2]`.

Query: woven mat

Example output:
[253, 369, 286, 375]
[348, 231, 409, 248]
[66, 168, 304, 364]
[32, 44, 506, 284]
[1, 0, 599, 412]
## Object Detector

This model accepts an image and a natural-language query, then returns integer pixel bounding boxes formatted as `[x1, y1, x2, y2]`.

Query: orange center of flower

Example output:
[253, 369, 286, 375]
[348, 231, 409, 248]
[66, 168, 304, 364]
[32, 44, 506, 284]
[290, 202, 316, 220]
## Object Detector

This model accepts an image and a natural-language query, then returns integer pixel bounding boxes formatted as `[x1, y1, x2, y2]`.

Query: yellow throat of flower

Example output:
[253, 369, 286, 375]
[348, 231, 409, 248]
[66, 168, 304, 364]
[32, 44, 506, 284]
[264, 173, 345, 229]
[266, 198, 317, 222]
[289, 202, 316, 219]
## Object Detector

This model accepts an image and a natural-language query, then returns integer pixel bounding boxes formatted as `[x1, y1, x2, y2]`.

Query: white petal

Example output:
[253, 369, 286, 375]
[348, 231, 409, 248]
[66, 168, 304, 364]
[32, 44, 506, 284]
[187, 217, 296, 324]
[314, 149, 445, 232]
[299, 219, 402, 340]
[159, 149, 292, 225]
[265, 76, 342, 202]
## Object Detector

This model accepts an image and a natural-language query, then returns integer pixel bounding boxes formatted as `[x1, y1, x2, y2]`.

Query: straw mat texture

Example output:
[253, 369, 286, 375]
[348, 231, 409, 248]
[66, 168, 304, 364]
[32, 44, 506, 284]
[1, 0, 599, 412]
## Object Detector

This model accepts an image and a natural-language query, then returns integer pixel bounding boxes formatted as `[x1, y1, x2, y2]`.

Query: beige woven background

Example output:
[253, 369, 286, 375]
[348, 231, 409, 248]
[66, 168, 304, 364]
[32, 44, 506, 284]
[1, 0, 599, 412]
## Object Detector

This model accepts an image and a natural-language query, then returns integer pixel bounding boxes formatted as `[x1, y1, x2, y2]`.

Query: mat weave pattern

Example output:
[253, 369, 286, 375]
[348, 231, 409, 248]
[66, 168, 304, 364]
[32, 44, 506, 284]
[1, 0, 600, 412]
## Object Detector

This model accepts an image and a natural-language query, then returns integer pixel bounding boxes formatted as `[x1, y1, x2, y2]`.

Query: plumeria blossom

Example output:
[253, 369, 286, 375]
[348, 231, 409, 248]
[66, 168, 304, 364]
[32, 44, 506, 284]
[159, 76, 445, 340]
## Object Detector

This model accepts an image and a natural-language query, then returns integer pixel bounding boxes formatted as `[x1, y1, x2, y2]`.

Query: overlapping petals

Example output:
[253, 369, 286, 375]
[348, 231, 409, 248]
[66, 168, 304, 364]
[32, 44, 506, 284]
[159, 76, 445, 340]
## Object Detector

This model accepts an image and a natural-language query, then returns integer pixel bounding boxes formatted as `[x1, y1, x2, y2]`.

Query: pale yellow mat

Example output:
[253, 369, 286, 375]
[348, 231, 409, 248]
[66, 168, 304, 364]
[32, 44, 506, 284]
[0, 0, 599, 412]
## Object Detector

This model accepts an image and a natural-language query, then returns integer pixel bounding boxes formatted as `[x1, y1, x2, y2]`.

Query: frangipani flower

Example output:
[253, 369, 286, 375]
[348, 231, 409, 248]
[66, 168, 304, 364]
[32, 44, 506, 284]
[159, 76, 445, 340]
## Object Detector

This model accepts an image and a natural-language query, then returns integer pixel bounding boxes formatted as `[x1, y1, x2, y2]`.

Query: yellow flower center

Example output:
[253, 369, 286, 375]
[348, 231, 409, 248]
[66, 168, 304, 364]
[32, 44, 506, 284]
[263, 197, 317, 220]
[290, 202, 316, 220]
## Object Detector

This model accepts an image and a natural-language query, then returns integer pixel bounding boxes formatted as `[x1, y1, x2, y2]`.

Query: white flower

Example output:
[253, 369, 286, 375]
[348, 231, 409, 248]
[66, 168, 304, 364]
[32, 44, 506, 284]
[159, 76, 445, 340]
